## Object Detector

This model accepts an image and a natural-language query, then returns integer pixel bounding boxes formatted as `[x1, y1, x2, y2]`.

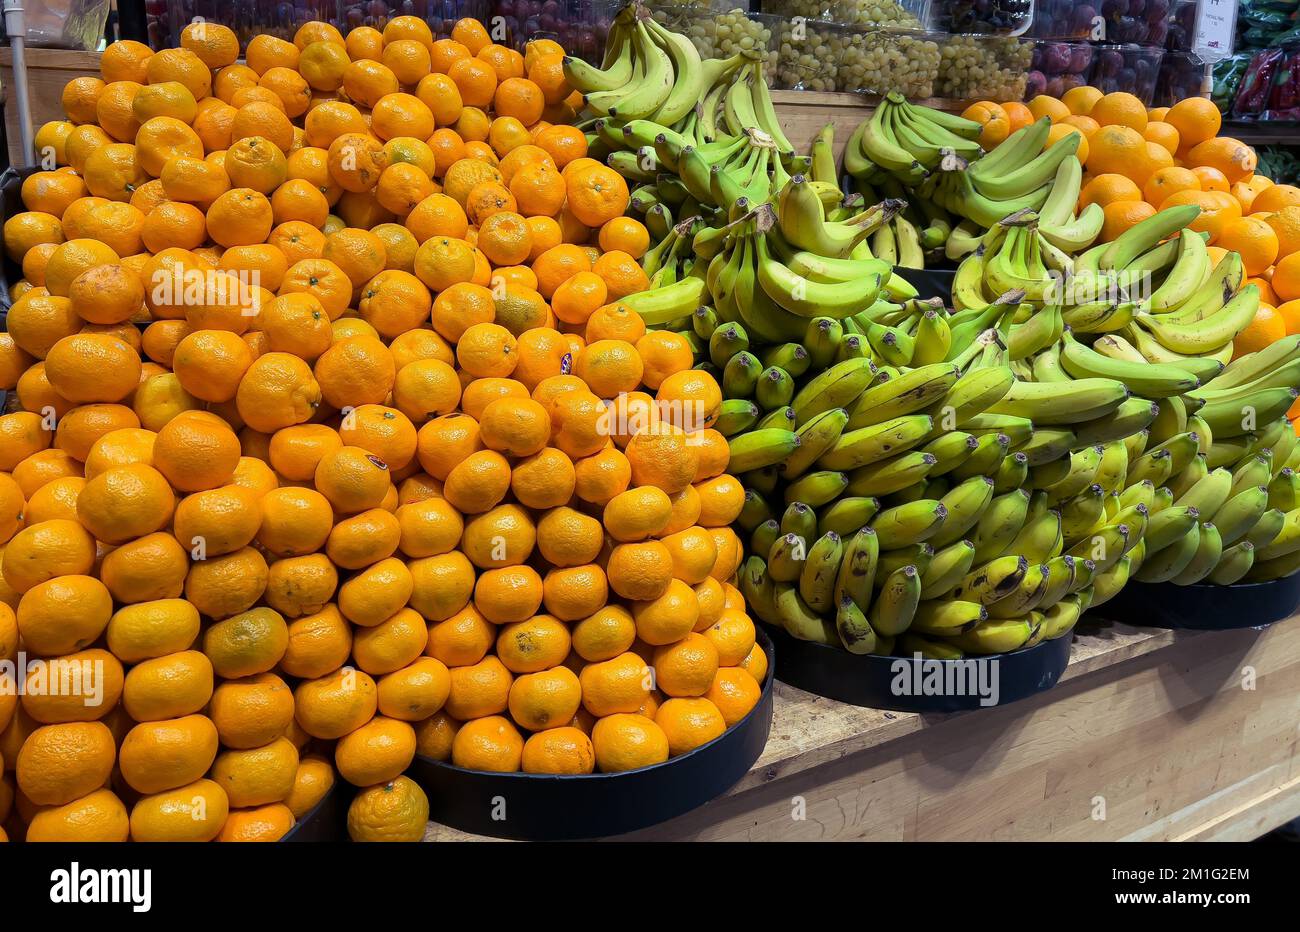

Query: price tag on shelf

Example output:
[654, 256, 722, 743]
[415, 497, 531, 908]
[1194, 0, 1239, 62]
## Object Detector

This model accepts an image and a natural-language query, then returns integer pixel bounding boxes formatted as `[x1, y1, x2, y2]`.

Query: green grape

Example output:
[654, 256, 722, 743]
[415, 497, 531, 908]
[937, 36, 1029, 102]
[775, 22, 844, 91]
[839, 30, 940, 97]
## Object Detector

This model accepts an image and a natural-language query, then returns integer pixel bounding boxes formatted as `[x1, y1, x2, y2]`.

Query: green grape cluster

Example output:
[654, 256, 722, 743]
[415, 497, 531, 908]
[830, 0, 924, 28]
[936, 36, 1031, 101]
[838, 31, 940, 97]
[657, 8, 780, 73]
[762, 0, 833, 18]
[775, 21, 847, 91]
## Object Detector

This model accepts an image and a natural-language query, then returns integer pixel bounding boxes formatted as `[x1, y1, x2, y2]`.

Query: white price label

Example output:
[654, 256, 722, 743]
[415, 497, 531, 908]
[1194, 0, 1239, 61]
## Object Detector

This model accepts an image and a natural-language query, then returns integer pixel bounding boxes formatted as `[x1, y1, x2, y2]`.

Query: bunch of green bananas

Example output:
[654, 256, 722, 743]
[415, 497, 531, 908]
[921, 118, 1093, 238]
[842, 92, 983, 189]
[945, 136, 1103, 259]
[563, 3, 706, 132]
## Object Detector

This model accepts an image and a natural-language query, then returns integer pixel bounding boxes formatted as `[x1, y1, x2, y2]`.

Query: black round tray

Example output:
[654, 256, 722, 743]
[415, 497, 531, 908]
[1098, 573, 1300, 631]
[281, 776, 351, 842]
[762, 621, 1071, 712]
[894, 266, 955, 305]
[408, 629, 775, 840]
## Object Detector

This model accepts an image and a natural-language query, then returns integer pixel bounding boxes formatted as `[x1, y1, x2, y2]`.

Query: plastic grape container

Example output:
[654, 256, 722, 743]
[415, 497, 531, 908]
[936, 33, 1032, 100]
[932, 0, 1033, 35]
[1023, 39, 1096, 99]
[1153, 50, 1211, 107]
[1028, 0, 1097, 39]
[839, 28, 942, 97]
[1090, 41, 1165, 103]
[1098, 0, 1172, 47]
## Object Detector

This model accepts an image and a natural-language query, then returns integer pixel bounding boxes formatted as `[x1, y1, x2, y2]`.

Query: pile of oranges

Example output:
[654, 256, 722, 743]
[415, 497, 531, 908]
[0, 16, 762, 844]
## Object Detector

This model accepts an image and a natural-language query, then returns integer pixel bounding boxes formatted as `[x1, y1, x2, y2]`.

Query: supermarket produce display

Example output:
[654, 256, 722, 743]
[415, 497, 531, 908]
[0, 0, 1298, 844]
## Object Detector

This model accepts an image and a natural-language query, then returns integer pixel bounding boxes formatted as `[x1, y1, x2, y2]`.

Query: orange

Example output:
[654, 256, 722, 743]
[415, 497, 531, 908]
[564, 163, 627, 227]
[1081, 172, 1144, 210]
[505, 158, 564, 217]
[75, 462, 173, 544]
[44, 332, 141, 403]
[15, 573, 111, 656]
[573, 445, 631, 505]
[1163, 189, 1239, 244]
[606, 541, 674, 602]
[1266, 206, 1300, 258]
[652, 631, 720, 699]
[1233, 303, 1286, 359]
[999, 100, 1033, 133]
[1047, 123, 1088, 164]
[347, 776, 428, 842]
[578, 651, 651, 718]
[511, 327, 568, 391]
[456, 322, 518, 378]
[1092, 92, 1147, 132]
[1189, 137, 1257, 184]
[572, 338, 643, 398]
[314, 445, 393, 515]
[352, 607, 428, 675]
[1218, 217, 1280, 277]
[534, 124, 586, 168]
[536, 504, 603, 568]
[327, 508, 402, 569]
[478, 397, 550, 457]
[153, 413, 240, 492]
[1086, 125, 1146, 179]
[493, 613, 570, 674]
[451, 715, 522, 772]
[532, 243, 591, 299]
[706, 668, 762, 726]
[1166, 96, 1221, 150]
[16, 721, 116, 806]
[521, 726, 594, 775]
[474, 564, 544, 624]
[597, 216, 650, 259]
[294, 667, 378, 740]
[961, 101, 1010, 148]
[591, 712, 669, 772]
[592, 250, 650, 300]
[1101, 200, 1156, 241]
[442, 448, 512, 515]
[494, 77, 544, 126]
[1143, 120, 1180, 155]
[1190, 165, 1230, 193]
[1251, 183, 1300, 215]
[1062, 85, 1103, 116]
[1143, 166, 1200, 208]
[655, 697, 725, 757]
[1272, 252, 1300, 301]
[449, 57, 497, 109]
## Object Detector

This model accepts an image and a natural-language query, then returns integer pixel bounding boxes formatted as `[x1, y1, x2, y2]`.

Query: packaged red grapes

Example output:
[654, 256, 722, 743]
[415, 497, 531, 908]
[1165, 0, 1196, 51]
[933, 0, 1034, 36]
[1090, 42, 1164, 103]
[1153, 50, 1211, 106]
[1097, 0, 1172, 47]
[486, 0, 616, 61]
[1029, 0, 1099, 39]
[1023, 39, 1096, 98]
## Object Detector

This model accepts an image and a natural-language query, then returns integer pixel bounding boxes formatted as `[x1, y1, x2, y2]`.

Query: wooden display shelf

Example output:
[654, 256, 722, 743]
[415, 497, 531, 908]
[1222, 121, 1300, 147]
[424, 614, 1300, 841]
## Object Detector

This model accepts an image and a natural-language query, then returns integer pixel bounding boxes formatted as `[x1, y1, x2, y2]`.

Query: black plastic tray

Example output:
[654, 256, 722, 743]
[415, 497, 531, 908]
[894, 266, 956, 306]
[281, 776, 351, 842]
[1097, 573, 1300, 630]
[408, 629, 775, 840]
[762, 621, 1071, 712]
